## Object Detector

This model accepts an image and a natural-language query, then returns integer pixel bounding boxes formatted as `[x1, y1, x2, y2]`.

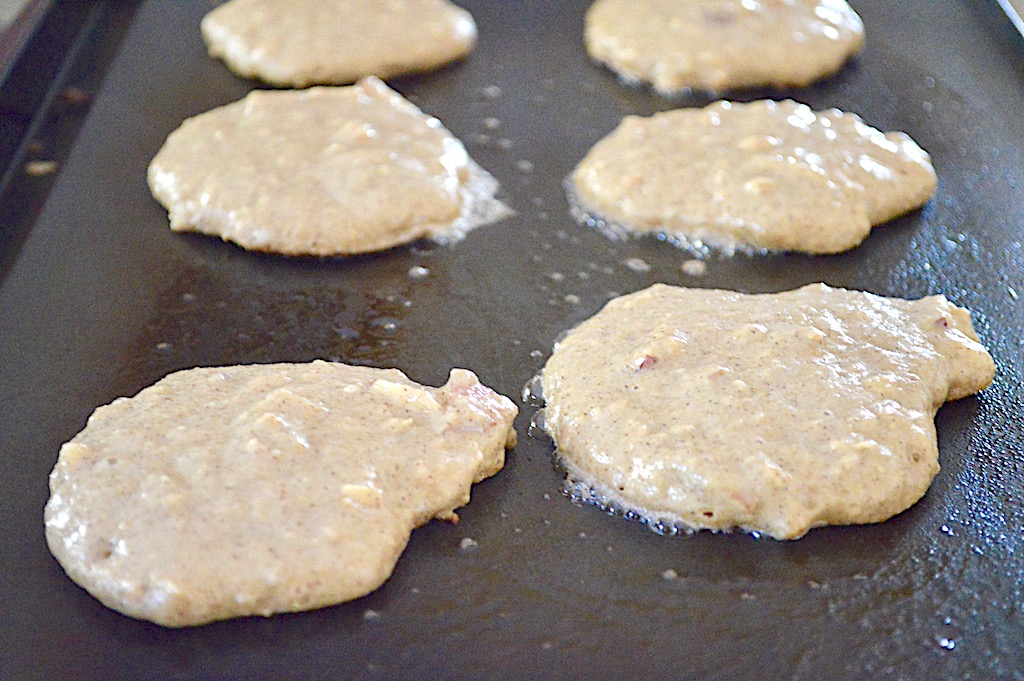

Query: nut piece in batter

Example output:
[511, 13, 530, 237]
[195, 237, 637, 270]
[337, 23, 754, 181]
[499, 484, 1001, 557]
[148, 77, 508, 256]
[585, 0, 864, 94]
[570, 100, 937, 255]
[540, 284, 994, 540]
[45, 361, 518, 627]
[202, 0, 477, 87]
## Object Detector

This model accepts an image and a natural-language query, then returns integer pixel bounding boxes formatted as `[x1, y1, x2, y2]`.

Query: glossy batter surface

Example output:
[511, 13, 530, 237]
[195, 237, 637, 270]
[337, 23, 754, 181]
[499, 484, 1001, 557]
[202, 0, 477, 87]
[45, 361, 517, 627]
[148, 78, 506, 256]
[571, 100, 937, 254]
[585, 0, 864, 93]
[541, 284, 994, 540]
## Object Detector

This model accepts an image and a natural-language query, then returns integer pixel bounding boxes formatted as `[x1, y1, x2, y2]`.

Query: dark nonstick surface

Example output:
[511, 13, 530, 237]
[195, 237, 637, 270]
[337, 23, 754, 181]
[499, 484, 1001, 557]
[2, 2, 1023, 679]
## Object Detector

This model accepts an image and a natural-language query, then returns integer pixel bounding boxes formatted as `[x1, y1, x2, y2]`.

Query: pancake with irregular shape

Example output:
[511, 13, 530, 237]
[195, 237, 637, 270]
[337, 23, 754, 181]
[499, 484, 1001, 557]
[45, 361, 518, 627]
[202, 0, 477, 87]
[585, 0, 864, 94]
[570, 100, 937, 255]
[148, 77, 508, 256]
[540, 283, 994, 540]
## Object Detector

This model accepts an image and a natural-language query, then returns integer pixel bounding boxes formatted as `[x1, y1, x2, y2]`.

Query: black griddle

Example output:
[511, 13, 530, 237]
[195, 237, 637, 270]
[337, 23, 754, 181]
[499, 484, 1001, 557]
[2, 2, 1023, 679]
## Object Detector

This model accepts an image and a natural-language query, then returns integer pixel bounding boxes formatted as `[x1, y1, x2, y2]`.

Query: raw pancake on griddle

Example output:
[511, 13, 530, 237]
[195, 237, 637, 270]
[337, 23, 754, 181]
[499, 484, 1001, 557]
[45, 361, 518, 627]
[570, 99, 937, 255]
[147, 77, 509, 256]
[202, 0, 477, 87]
[540, 283, 994, 540]
[585, 0, 864, 94]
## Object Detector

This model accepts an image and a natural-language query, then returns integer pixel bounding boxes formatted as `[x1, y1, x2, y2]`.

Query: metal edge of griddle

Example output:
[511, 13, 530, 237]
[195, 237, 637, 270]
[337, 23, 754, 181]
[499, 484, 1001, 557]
[981, 0, 1024, 57]
[0, 0, 52, 85]
[0, 0, 142, 284]
[995, 0, 1024, 37]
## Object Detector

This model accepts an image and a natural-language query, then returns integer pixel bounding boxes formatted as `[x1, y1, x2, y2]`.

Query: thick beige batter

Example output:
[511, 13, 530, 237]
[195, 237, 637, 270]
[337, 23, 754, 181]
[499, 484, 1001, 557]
[585, 0, 864, 94]
[45, 361, 517, 627]
[571, 100, 937, 255]
[202, 0, 477, 87]
[148, 77, 507, 256]
[540, 284, 994, 540]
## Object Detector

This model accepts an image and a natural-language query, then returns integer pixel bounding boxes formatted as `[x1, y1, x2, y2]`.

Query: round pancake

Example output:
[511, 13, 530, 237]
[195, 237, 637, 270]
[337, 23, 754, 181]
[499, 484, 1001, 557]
[202, 0, 477, 87]
[570, 99, 937, 255]
[540, 283, 994, 540]
[585, 0, 864, 94]
[147, 77, 508, 256]
[45, 361, 518, 627]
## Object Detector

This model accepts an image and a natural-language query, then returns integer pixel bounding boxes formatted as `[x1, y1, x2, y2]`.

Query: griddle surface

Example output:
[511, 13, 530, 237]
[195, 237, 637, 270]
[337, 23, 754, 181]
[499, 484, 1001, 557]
[1, 2, 1022, 679]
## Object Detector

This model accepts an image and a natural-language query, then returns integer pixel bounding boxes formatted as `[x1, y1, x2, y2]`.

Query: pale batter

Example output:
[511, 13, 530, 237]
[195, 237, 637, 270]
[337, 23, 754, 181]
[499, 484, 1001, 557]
[540, 284, 994, 540]
[45, 361, 518, 627]
[148, 77, 508, 256]
[585, 0, 865, 94]
[202, 0, 478, 87]
[570, 100, 937, 255]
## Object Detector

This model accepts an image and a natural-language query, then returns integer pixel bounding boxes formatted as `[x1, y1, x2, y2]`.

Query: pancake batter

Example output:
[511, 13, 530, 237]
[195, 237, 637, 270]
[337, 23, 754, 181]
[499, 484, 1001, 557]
[585, 0, 864, 93]
[570, 100, 937, 254]
[148, 77, 508, 256]
[45, 361, 518, 626]
[540, 284, 994, 539]
[202, 0, 478, 87]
